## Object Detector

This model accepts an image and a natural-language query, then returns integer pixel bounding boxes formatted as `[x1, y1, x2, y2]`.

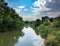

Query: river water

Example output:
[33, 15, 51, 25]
[0, 27, 44, 46]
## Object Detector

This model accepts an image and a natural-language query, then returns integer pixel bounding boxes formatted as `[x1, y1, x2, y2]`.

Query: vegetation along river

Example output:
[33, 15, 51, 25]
[0, 27, 44, 46]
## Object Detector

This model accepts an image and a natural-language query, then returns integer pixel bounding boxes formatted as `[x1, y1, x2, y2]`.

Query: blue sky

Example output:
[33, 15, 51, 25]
[5, 0, 60, 21]
[5, 0, 37, 17]
[5, 0, 36, 8]
[6, 0, 35, 7]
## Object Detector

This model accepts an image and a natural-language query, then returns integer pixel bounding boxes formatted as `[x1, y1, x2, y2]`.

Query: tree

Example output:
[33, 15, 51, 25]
[42, 16, 49, 23]
[0, 0, 25, 32]
[34, 19, 42, 27]
[49, 18, 54, 22]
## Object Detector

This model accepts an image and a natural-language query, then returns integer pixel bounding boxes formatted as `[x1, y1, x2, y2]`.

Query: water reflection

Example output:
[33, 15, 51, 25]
[15, 27, 44, 46]
[0, 31, 23, 46]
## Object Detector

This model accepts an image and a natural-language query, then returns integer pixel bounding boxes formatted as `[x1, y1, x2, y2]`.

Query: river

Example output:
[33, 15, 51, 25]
[0, 27, 44, 46]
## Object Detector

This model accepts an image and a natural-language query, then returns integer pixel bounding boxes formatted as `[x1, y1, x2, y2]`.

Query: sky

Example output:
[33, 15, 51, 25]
[5, 0, 60, 21]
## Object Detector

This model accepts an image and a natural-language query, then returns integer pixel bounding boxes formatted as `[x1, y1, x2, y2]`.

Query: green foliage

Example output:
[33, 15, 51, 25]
[36, 25, 51, 38]
[49, 18, 54, 22]
[30, 19, 42, 29]
[45, 34, 57, 46]
[30, 16, 60, 46]
[42, 16, 49, 23]
[0, 0, 60, 46]
[34, 19, 42, 27]
[53, 16, 60, 27]
[0, 0, 25, 32]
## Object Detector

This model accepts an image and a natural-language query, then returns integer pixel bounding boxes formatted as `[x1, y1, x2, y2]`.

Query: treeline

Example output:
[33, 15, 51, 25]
[0, 0, 25, 32]
[29, 16, 60, 46]
[0, 0, 60, 46]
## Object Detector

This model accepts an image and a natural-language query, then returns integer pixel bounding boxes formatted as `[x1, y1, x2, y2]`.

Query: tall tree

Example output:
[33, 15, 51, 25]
[0, 0, 25, 32]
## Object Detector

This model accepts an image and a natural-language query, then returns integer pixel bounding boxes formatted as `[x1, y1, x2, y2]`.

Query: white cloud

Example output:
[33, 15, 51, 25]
[18, 6, 25, 9]
[49, 0, 52, 2]
[13, 0, 60, 21]
[30, 0, 51, 16]
[21, 15, 42, 21]
[32, 0, 50, 13]
[33, 0, 46, 7]
[24, 8, 28, 11]
[13, 5, 25, 15]
[13, 8, 20, 13]
[33, 0, 46, 8]
[46, 11, 60, 16]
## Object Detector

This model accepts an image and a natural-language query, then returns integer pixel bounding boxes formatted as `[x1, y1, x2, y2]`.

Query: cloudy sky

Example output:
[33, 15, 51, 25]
[5, 0, 60, 21]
